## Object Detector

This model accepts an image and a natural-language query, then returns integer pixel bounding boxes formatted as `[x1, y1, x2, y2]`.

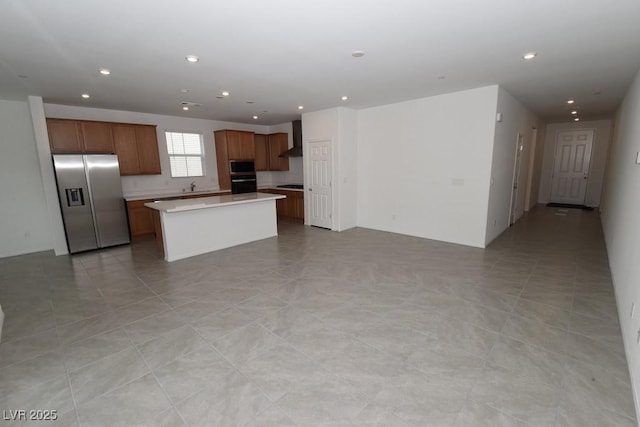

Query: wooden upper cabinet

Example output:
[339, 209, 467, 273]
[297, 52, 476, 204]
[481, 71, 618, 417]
[254, 134, 268, 171]
[238, 131, 255, 159]
[47, 119, 83, 153]
[253, 133, 290, 171]
[225, 130, 255, 160]
[135, 125, 161, 174]
[214, 132, 231, 190]
[112, 124, 161, 176]
[215, 129, 255, 190]
[47, 119, 160, 175]
[268, 133, 289, 171]
[112, 124, 140, 175]
[80, 121, 114, 153]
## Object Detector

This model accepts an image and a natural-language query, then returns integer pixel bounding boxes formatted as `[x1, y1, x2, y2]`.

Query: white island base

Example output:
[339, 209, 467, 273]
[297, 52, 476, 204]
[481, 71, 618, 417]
[145, 192, 285, 262]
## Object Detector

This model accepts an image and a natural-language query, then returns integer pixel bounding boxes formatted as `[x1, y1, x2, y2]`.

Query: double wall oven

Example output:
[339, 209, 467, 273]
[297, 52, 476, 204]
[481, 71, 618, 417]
[229, 160, 257, 194]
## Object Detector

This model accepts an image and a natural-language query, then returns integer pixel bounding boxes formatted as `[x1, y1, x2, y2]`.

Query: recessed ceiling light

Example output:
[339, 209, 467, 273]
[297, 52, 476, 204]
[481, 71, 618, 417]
[571, 110, 578, 115]
[185, 55, 199, 63]
[253, 116, 258, 120]
[222, 91, 229, 97]
[522, 52, 537, 60]
[574, 117, 580, 122]
[567, 99, 575, 104]
[182, 106, 189, 111]
[81, 93, 90, 99]
[298, 105, 304, 110]
[99, 69, 111, 75]
[341, 96, 348, 101]
[351, 50, 365, 58]
[180, 89, 189, 93]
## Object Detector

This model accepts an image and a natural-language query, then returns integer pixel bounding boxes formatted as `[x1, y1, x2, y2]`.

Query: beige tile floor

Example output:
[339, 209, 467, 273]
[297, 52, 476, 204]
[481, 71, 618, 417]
[0, 206, 636, 426]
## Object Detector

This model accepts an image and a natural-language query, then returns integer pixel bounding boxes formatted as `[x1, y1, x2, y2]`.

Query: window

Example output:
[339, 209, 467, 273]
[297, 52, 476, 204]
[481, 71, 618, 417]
[165, 131, 204, 177]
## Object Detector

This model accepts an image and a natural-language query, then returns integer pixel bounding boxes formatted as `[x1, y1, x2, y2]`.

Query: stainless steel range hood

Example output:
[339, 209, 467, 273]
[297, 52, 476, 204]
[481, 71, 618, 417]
[279, 120, 302, 157]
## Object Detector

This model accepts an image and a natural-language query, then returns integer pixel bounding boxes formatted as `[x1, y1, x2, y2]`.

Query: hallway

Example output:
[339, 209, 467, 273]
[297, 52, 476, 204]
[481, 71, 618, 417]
[0, 206, 635, 426]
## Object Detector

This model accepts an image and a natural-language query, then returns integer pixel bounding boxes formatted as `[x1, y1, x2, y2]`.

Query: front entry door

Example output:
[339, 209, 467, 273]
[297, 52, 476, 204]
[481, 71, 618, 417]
[308, 140, 332, 229]
[550, 129, 594, 205]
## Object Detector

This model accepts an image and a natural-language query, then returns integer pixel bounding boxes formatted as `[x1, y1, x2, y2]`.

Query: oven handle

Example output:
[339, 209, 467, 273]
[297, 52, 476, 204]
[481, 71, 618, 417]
[231, 178, 257, 183]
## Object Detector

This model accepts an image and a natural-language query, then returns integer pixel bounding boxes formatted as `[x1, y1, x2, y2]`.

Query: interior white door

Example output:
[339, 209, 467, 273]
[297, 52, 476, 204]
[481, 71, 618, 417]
[308, 140, 332, 229]
[509, 134, 524, 225]
[550, 130, 594, 205]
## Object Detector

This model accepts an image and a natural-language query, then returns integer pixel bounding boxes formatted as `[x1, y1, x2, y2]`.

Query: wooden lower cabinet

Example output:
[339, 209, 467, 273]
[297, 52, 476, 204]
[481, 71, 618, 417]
[261, 189, 304, 221]
[126, 199, 155, 240]
[126, 192, 230, 240]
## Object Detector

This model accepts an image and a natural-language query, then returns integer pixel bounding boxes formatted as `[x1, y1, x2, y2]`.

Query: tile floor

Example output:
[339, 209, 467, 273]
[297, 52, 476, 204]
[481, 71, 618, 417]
[0, 206, 636, 426]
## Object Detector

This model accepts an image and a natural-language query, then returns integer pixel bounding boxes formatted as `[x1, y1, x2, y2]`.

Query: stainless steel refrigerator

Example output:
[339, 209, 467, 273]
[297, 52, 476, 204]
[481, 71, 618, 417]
[53, 154, 130, 253]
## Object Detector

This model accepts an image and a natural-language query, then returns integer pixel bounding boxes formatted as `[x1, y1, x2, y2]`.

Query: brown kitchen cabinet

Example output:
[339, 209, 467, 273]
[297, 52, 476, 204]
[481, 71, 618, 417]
[47, 118, 114, 153]
[267, 133, 289, 171]
[112, 124, 161, 175]
[47, 118, 160, 176]
[260, 188, 303, 221]
[126, 199, 155, 240]
[126, 192, 230, 240]
[214, 129, 255, 190]
[254, 134, 269, 171]
[255, 133, 290, 171]
[80, 121, 115, 153]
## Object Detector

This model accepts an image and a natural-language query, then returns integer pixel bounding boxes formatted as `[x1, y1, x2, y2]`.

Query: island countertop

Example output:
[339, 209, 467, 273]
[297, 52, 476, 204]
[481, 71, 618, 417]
[144, 192, 285, 213]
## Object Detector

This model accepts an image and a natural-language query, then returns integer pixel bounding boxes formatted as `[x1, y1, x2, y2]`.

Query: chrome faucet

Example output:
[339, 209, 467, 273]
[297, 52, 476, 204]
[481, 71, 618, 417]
[190, 181, 196, 192]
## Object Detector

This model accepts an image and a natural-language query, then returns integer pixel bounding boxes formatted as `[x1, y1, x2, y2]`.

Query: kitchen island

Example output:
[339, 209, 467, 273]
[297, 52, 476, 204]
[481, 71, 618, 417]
[145, 192, 285, 262]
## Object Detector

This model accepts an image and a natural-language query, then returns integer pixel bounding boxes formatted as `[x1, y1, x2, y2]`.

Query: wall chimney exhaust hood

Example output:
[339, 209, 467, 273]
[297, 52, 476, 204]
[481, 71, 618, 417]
[279, 120, 302, 157]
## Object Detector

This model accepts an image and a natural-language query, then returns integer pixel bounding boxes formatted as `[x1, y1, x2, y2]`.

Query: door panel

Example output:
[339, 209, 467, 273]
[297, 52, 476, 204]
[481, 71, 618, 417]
[550, 130, 594, 204]
[53, 155, 98, 253]
[308, 140, 332, 229]
[85, 155, 130, 248]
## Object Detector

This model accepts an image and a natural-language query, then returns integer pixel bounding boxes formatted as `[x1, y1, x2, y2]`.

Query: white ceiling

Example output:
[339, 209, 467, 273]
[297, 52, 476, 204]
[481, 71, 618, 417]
[1, 0, 639, 125]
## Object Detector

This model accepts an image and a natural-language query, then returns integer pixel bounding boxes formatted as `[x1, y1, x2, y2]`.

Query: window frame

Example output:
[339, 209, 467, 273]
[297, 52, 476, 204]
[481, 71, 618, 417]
[164, 130, 205, 178]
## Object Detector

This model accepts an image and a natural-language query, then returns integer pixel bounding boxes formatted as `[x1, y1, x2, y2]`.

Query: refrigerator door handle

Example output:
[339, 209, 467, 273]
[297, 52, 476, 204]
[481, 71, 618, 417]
[83, 156, 102, 247]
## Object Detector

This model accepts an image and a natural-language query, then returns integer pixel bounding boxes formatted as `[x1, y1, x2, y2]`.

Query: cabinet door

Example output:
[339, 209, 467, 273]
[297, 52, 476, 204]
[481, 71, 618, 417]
[254, 134, 269, 171]
[112, 124, 140, 175]
[47, 119, 83, 153]
[80, 121, 114, 153]
[226, 131, 243, 160]
[214, 132, 231, 190]
[295, 194, 305, 220]
[238, 131, 255, 159]
[268, 133, 289, 171]
[135, 125, 161, 174]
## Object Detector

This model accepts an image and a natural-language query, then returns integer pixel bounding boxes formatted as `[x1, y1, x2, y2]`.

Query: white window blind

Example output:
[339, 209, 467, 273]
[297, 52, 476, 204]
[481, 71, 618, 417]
[165, 131, 204, 177]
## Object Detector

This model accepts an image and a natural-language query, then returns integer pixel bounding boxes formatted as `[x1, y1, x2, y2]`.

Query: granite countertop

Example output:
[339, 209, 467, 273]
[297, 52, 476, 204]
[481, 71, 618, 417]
[144, 192, 285, 213]
[259, 185, 304, 193]
[125, 189, 231, 202]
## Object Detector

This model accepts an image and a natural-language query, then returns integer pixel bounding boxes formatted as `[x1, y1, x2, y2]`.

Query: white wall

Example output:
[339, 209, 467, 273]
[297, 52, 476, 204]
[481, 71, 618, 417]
[302, 107, 358, 232]
[600, 68, 640, 418]
[44, 104, 272, 197]
[0, 99, 52, 257]
[357, 86, 498, 248]
[538, 120, 612, 207]
[485, 87, 540, 244]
